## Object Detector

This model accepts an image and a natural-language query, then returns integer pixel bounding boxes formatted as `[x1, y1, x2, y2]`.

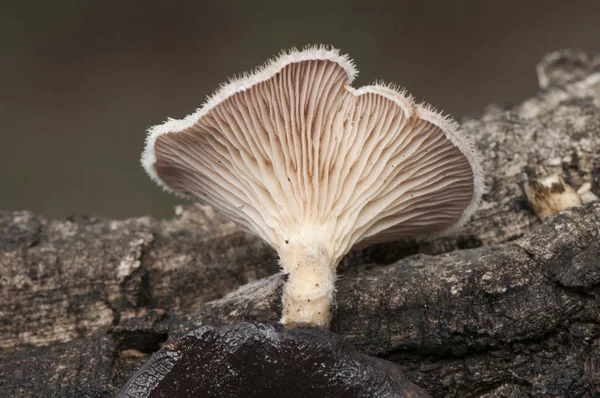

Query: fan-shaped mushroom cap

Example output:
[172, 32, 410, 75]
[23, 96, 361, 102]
[142, 46, 484, 327]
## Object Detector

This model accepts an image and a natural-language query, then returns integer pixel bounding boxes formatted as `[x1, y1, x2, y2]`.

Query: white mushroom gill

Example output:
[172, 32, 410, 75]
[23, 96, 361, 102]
[142, 46, 484, 328]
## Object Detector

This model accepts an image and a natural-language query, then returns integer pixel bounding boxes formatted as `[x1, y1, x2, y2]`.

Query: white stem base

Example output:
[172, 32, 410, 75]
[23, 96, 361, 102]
[279, 244, 336, 328]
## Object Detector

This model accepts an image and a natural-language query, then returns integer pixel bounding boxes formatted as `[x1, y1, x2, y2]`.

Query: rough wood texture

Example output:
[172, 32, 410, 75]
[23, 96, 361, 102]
[0, 206, 278, 351]
[1, 50, 599, 397]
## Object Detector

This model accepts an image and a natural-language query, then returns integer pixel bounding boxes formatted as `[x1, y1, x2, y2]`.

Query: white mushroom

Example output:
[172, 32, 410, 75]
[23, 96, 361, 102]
[142, 46, 484, 328]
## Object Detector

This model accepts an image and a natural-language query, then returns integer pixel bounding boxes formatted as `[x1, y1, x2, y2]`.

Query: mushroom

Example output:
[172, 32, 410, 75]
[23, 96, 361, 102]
[142, 46, 484, 328]
[117, 323, 430, 397]
[525, 174, 583, 219]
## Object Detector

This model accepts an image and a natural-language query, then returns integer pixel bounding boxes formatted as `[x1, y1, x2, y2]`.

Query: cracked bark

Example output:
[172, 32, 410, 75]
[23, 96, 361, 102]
[1, 49, 600, 397]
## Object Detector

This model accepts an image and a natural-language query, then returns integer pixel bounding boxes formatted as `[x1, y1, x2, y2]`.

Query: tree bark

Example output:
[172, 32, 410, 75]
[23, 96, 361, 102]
[1, 49, 599, 397]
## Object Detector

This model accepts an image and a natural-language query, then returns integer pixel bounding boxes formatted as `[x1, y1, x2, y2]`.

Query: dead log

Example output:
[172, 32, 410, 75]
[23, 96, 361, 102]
[1, 49, 599, 397]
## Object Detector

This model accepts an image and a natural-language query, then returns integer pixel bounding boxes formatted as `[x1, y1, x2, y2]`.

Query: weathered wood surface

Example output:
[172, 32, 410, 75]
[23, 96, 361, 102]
[0, 207, 278, 351]
[1, 50, 599, 397]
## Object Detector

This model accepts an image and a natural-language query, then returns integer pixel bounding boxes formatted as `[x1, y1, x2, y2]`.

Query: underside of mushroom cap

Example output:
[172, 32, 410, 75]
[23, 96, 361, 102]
[142, 45, 484, 264]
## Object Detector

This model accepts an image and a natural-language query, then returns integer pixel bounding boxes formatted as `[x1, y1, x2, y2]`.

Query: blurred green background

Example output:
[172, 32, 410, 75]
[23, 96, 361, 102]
[2, 0, 600, 219]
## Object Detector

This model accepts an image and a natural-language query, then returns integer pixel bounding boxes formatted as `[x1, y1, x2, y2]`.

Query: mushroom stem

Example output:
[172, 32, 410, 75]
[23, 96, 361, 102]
[279, 243, 337, 328]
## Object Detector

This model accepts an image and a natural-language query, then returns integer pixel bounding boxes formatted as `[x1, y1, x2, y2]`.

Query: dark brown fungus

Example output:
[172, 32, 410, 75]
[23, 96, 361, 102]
[118, 323, 430, 398]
